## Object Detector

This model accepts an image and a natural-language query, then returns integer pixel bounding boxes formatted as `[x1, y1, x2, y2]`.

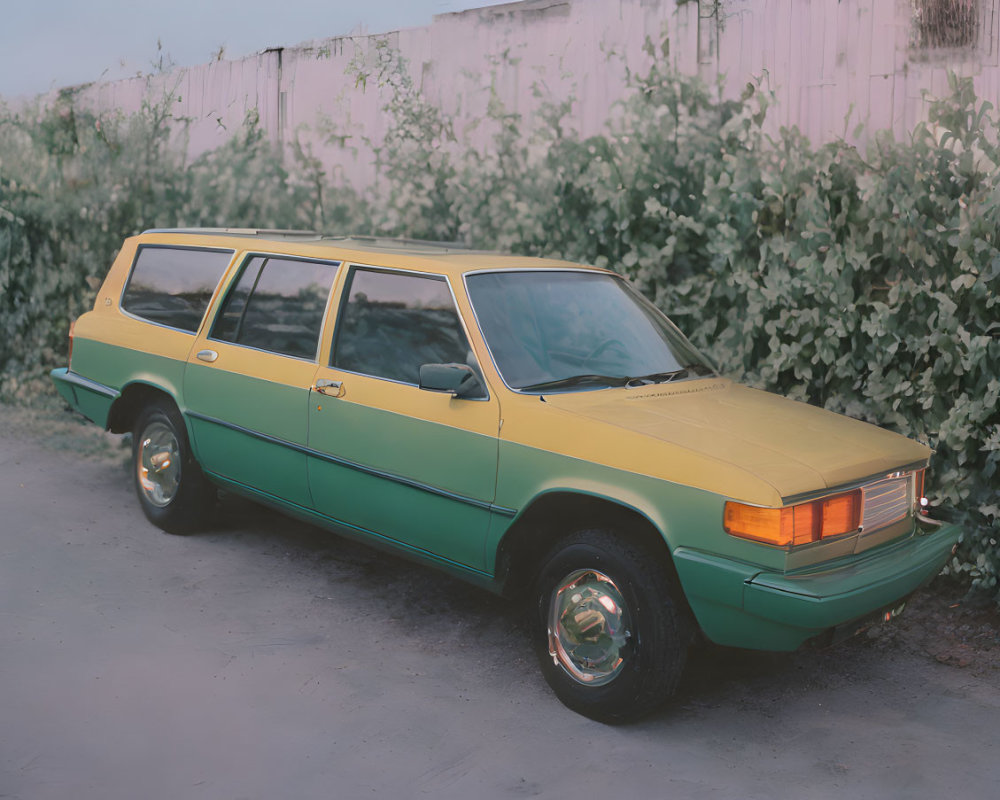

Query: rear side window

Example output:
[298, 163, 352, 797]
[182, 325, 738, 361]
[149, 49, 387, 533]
[211, 255, 340, 360]
[121, 246, 234, 333]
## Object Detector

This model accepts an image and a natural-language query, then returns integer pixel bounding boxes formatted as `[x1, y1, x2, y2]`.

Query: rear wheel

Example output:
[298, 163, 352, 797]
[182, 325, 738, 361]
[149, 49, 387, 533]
[132, 399, 214, 533]
[531, 529, 691, 723]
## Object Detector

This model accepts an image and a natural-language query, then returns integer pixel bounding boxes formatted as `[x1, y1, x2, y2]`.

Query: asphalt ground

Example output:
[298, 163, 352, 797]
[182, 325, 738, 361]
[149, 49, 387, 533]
[2, 403, 998, 800]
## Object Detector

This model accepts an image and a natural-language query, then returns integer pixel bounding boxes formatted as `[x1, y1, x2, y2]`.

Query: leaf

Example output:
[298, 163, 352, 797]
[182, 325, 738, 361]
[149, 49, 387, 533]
[951, 273, 978, 291]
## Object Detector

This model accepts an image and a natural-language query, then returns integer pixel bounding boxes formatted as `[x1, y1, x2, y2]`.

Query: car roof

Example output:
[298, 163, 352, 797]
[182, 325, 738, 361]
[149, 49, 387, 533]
[137, 228, 610, 278]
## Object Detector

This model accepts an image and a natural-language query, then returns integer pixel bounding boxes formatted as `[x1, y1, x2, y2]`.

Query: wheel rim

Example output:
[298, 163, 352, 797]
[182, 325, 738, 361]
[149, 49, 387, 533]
[137, 421, 181, 507]
[547, 568, 632, 686]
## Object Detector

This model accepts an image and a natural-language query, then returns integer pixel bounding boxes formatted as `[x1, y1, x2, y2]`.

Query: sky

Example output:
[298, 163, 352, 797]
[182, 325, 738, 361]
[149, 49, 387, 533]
[0, 0, 513, 99]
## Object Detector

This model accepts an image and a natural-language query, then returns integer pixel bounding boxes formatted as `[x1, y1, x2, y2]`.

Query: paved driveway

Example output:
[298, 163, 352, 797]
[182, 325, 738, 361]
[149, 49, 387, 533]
[1, 405, 998, 800]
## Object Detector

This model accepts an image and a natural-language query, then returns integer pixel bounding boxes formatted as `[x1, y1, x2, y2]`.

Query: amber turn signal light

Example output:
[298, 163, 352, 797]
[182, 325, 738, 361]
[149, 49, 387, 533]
[724, 489, 862, 547]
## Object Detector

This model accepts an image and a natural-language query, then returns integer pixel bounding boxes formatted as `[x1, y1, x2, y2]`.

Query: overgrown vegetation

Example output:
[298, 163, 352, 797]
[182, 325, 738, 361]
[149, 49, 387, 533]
[0, 84, 368, 401]
[1, 46, 997, 599]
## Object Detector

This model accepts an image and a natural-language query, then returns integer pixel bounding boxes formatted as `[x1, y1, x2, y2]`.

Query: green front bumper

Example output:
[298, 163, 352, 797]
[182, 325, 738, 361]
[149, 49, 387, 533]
[674, 521, 962, 651]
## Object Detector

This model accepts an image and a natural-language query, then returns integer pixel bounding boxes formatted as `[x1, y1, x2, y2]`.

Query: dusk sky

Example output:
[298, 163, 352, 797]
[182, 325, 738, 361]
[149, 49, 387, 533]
[0, 0, 512, 99]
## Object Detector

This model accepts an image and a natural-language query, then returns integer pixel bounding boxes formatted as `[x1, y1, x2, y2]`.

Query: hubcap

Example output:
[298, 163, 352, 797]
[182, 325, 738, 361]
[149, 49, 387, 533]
[137, 421, 180, 507]
[547, 569, 631, 686]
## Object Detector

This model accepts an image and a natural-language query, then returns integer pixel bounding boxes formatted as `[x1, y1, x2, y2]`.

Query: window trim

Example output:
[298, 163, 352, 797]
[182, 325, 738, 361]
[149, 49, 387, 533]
[207, 251, 343, 363]
[119, 244, 237, 335]
[329, 263, 490, 401]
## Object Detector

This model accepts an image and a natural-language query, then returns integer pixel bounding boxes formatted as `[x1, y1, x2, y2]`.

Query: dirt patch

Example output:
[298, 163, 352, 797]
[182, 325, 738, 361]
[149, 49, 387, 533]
[0, 401, 130, 467]
[866, 577, 1000, 678]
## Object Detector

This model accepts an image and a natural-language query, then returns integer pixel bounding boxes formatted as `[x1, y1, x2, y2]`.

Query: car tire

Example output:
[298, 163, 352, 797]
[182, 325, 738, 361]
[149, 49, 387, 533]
[132, 399, 215, 534]
[531, 529, 692, 723]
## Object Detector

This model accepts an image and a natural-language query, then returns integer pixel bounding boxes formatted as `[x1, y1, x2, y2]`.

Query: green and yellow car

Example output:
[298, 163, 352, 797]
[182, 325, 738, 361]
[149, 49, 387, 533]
[52, 229, 961, 722]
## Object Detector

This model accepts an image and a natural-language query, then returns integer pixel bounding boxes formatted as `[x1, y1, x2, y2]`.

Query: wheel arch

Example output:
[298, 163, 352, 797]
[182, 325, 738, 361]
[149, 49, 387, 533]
[495, 489, 684, 601]
[107, 381, 183, 435]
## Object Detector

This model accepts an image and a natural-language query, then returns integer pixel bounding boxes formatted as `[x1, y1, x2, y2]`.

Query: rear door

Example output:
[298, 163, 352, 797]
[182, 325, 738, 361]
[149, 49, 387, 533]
[306, 265, 500, 572]
[184, 254, 341, 506]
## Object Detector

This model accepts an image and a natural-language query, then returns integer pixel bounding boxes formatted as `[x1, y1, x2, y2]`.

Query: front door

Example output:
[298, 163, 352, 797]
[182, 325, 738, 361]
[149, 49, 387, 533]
[307, 265, 500, 572]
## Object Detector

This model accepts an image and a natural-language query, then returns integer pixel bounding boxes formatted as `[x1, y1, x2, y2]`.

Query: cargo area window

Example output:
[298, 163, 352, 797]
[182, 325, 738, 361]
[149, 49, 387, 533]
[211, 255, 340, 360]
[121, 246, 234, 333]
[332, 267, 476, 386]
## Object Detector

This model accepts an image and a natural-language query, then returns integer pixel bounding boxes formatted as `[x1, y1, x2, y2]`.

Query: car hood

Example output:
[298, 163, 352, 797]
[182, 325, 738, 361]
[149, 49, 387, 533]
[541, 378, 931, 503]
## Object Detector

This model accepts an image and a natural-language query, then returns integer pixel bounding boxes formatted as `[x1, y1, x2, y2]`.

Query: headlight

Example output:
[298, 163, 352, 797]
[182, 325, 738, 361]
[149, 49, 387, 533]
[724, 490, 862, 547]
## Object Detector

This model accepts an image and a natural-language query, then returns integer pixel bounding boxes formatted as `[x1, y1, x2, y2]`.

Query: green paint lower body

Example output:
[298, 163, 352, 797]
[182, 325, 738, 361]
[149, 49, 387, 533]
[204, 468, 500, 592]
[51, 368, 117, 426]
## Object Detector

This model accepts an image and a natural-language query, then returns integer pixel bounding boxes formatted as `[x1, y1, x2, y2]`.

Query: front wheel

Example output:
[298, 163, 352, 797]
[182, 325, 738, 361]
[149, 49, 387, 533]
[132, 399, 214, 533]
[531, 529, 692, 723]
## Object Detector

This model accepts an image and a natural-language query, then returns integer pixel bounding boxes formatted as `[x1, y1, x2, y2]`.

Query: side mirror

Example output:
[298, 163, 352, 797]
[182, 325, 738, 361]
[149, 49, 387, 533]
[419, 363, 485, 399]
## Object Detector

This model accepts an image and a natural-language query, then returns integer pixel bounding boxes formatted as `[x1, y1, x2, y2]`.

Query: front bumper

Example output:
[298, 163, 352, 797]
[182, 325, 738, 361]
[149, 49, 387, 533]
[674, 520, 962, 651]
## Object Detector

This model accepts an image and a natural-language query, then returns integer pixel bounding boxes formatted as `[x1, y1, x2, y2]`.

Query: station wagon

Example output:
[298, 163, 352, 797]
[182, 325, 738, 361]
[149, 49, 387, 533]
[51, 229, 961, 722]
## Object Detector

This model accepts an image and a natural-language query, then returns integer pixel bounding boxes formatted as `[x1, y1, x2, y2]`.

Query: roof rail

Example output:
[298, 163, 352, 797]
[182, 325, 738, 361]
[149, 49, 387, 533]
[140, 227, 321, 237]
[323, 234, 472, 249]
[138, 228, 485, 252]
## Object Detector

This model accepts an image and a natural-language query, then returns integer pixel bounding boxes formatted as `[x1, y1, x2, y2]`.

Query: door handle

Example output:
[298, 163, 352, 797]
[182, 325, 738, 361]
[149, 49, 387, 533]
[315, 379, 344, 398]
[196, 349, 219, 363]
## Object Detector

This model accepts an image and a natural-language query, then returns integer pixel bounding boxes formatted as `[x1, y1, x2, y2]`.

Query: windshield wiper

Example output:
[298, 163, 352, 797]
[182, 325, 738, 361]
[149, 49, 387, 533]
[632, 364, 715, 384]
[518, 364, 715, 393]
[517, 374, 632, 392]
[631, 369, 689, 384]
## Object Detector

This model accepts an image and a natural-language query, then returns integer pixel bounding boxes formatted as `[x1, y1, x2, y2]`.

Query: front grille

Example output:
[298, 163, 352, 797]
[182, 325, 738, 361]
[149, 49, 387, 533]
[861, 475, 912, 532]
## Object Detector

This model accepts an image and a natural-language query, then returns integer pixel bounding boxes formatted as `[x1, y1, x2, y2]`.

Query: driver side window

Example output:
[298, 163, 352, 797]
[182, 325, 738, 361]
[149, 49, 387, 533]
[332, 267, 480, 390]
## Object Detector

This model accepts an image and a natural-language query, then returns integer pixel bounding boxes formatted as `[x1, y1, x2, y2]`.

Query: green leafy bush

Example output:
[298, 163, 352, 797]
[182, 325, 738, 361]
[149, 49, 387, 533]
[0, 84, 366, 404]
[1, 52, 996, 599]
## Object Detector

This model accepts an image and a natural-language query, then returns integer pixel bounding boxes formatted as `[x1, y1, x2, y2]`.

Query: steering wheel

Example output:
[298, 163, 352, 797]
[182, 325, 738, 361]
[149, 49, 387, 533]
[586, 338, 628, 362]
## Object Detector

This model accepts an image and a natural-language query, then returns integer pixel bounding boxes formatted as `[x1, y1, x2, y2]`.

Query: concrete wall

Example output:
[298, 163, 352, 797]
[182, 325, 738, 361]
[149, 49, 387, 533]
[57, 0, 1000, 190]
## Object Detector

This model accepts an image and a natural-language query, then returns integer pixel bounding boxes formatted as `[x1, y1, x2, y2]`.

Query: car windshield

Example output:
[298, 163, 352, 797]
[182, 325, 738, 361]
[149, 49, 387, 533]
[465, 270, 715, 392]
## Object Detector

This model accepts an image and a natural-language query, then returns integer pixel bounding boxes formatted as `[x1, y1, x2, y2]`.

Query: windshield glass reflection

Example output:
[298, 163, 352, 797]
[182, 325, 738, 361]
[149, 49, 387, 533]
[465, 271, 714, 392]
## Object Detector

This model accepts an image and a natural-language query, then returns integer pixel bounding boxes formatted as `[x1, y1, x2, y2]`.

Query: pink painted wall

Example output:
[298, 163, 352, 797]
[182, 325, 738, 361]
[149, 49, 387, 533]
[56, 0, 1000, 190]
